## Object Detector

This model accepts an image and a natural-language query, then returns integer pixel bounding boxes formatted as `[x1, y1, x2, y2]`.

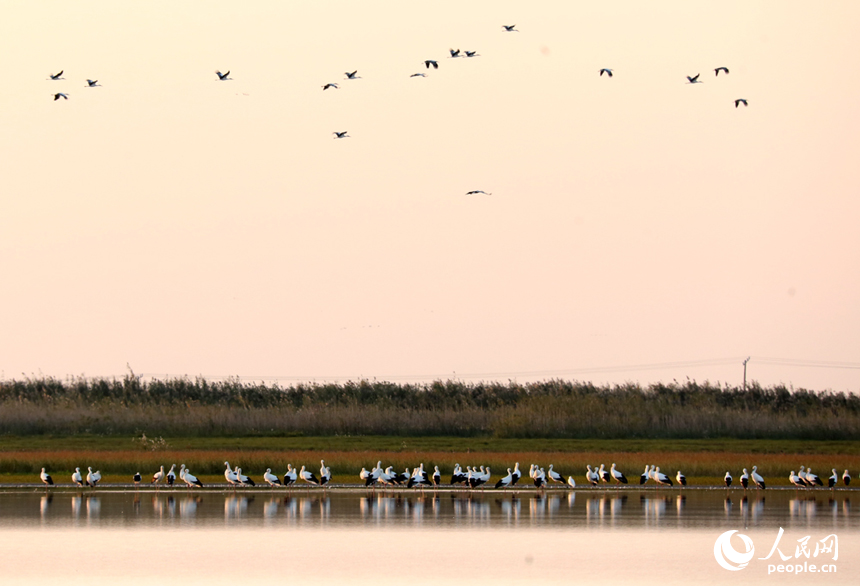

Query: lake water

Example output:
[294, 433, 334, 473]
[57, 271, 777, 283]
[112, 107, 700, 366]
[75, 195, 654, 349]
[0, 488, 856, 585]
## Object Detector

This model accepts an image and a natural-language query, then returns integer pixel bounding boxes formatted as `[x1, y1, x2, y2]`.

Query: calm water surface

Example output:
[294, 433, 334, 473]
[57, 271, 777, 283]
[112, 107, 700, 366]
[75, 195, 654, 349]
[1, 488, 857, 585]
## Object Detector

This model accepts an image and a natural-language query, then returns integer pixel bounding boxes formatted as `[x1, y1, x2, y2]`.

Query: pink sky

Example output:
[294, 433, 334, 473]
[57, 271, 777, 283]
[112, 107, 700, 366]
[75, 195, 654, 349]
[1, 1, 858, 390]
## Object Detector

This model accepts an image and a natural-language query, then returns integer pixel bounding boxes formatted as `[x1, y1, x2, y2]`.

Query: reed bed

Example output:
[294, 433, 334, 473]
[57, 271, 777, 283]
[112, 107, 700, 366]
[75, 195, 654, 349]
[1, 377, 859, 439]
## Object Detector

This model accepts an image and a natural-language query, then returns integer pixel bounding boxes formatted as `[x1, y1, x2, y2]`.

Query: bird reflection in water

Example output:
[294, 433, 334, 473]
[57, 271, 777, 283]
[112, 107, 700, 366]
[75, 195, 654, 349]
[71, 495, 82, 520]
[40, 494, 52, 521]
[496, 495, 522, 524]
[86, 496, 101, 521]
[179, 496, 201, 519]
[789, 496, 817, 522]
[676, 494, 686, 516]
[224, 495, 253, 520]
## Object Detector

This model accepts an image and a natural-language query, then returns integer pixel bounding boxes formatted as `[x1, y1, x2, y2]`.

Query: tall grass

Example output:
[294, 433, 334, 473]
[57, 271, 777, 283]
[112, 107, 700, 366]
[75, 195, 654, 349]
[1, 376, 858, 439]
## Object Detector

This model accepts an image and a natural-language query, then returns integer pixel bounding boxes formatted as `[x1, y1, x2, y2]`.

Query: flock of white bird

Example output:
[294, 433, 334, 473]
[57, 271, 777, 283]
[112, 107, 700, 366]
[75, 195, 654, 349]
[37, 461, 852, 490]
[43, 23, 747, 198]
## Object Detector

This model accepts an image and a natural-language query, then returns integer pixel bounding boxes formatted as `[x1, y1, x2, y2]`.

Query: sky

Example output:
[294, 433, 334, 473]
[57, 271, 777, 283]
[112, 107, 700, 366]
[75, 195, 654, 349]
[1, 1, 859, 391]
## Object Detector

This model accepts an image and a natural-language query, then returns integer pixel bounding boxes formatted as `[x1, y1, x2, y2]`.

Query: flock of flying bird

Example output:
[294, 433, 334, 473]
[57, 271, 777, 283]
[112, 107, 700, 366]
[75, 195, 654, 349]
[37, 461, 852, 491]
[43, 23, 748, 199]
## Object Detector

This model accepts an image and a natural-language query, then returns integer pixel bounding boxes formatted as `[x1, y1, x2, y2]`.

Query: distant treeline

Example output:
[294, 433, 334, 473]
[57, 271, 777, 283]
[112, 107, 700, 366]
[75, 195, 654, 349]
[1, 377, 858, 439]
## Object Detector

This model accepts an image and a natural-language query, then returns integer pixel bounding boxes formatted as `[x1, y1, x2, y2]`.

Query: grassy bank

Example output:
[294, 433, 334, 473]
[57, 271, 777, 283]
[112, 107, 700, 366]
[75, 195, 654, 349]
[1, 376, 859, 439]
[1, 436, 857, 487]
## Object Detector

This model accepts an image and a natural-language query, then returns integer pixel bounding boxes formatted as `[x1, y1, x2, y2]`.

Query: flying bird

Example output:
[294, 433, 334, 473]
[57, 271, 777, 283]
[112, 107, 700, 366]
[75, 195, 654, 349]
[715, 67, 730, 76]
[215, 70, 231, 80]
[424, 60, 438, 69]
[85, 79, 100, 87]
[49, 70, 64, 80]
[465, 190, 491, 196]
[464, 50, 480, 58]
[410, 73, 427, 77]
[344, 70, 361, 79]
[734, 99, 748, 107]
[502, 25, 518, 32]
[449, 49, 461, 58]
[53, 93, 68, 101]
[599, 68, 613, 77]
[333, 131, 350, 139]
[686, 74, 702, 84]
[322, 83, 339, 90]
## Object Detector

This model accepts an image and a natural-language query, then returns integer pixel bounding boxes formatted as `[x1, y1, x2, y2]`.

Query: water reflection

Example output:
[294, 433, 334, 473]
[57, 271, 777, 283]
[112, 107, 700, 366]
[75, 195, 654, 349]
[1, 489, 856, 530]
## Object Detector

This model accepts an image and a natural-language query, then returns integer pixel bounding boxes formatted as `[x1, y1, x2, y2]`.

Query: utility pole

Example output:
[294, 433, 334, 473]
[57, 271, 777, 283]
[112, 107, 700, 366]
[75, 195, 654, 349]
[742, 357, 751, 391]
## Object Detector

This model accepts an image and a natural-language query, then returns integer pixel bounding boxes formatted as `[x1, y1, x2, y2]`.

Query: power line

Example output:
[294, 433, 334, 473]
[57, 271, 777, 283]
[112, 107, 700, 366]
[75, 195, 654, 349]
[135, 356, 860, 384]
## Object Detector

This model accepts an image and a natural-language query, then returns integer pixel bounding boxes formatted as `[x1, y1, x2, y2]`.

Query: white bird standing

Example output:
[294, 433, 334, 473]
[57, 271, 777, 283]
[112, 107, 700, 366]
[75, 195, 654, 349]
[789, 471, 805, 488]
[653, 467, 674, 487]
[283, 464, 297, 487]
[235, 467, 255, 487]
[166, 464, 176, 486]
[495, 468, 513, 489]
[804, 468, 821, 487]
[610, 463, 628, 485]
[751, 466, 766, 490]
[828, 469, 838, 489]
[640, 465, 650, 485]
[567, 476, 576, 488]
[264, 468, 282, 487]
[72, 468, 84, 487]
[224, 462, 239, 486]
[598, 464, 610, 484]
[547, 464, 564, 485]
[432, 466, 441, 487]
[844, 470, 852, 486]
[320, 460, 332, 486]
[676, 471, 687, 487]
[740, 468, 749, 489]
[133, 472, 142, 486]
[300, 465, 320, 486]
[511, 463, 522, 486]
[724, 471, 733, 488]
[152, 466, 165, 485]
[585, 465, 599, 486]
[86, 467, 97, 487]
[40, 468, 54, 486]
[181, 465, 203, 488]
